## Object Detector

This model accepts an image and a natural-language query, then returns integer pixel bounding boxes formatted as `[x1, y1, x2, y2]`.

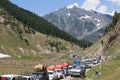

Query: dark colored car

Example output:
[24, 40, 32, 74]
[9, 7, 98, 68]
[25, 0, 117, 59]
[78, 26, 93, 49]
[32, 71, 49, 80]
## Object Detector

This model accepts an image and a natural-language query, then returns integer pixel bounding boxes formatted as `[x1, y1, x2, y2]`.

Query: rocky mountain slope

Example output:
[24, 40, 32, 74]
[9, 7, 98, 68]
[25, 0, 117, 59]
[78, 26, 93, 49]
[0, 7, 81, 59]
[0, 0, 92, 48]
[83, 12, 120, 59]
[86, 18, 120, 80]
[44, 3, 112, 42]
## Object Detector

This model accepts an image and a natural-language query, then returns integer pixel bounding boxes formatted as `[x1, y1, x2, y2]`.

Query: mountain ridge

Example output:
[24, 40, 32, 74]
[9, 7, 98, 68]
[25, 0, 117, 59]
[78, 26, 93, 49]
[0, 0, 92, 48]
[44, 5, 112, 42]
[0, 3, 81, 59]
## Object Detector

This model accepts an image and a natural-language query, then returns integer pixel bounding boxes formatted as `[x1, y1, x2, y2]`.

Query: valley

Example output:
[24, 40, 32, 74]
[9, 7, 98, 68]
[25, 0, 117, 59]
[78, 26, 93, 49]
[0, 0, 120, 80]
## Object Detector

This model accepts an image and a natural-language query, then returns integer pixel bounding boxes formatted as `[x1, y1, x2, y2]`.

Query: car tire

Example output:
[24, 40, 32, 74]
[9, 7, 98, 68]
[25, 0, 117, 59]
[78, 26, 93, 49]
[71, 75, 73, 77]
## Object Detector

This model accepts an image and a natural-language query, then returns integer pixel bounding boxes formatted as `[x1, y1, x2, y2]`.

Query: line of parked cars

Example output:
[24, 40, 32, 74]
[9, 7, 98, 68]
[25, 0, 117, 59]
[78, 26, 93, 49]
[0, 56, 101, 80]
[67, 56, 101, 78]
[0, 63, 69, 80]
[0, 74, 34, 80]
[0, 63, 85, 80]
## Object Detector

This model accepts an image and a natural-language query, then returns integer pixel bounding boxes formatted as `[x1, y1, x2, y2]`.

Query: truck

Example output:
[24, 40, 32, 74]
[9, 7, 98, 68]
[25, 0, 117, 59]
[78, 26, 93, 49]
[55, 64, 64, 79]
[47, 65, 58, 80]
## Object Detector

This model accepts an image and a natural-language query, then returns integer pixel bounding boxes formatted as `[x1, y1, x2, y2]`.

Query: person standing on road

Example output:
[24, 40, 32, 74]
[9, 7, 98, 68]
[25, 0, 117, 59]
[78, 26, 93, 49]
[62, 68, 66, 78]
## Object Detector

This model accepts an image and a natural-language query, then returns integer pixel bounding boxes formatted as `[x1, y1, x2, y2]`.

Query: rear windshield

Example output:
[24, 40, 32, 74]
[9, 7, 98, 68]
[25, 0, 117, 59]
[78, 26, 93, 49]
[48, 72, 53, 74]
[32, 72, 44, 78]
[22, 77, 34, 80]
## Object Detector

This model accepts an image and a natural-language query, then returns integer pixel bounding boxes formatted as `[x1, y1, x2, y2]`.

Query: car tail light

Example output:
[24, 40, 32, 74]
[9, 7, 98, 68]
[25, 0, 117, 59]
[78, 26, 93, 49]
[1, 77, 6, 80]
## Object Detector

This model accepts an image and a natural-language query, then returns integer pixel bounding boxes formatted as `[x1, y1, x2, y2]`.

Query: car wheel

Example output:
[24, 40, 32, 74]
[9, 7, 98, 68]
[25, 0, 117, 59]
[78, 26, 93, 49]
[71, 75, 73, 77]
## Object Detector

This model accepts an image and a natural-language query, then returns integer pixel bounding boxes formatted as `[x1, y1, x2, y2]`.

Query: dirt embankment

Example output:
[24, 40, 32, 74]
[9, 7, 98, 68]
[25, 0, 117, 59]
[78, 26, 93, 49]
[103, 20, 120, 54]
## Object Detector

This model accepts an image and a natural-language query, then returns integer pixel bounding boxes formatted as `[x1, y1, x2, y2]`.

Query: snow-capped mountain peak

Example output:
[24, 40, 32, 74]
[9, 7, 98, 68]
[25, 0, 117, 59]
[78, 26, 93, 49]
[44, 5, 112, 42]
[67, 3, 79, 9]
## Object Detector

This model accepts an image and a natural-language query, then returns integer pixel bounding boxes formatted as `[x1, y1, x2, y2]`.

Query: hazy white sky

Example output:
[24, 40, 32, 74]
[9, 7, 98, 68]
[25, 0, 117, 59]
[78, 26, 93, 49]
[10, 0, 120, 16]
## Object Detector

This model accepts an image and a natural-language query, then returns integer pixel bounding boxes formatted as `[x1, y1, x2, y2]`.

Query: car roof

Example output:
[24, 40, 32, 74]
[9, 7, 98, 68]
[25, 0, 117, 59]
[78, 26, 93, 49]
[1, 74, 21, 78]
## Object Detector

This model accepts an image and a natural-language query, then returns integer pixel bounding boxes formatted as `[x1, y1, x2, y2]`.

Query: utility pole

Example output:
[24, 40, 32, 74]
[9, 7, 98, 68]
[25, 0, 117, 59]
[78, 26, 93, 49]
[99, 51, 102, 70]
[99, 40, 104, 70]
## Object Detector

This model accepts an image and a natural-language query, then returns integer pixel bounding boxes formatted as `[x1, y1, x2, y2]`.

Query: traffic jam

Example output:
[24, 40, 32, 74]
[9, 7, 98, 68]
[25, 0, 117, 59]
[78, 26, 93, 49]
[0, 55, 101, 80]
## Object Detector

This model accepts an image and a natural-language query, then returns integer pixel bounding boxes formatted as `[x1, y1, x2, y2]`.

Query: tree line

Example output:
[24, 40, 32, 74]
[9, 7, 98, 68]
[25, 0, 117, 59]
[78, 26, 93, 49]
[0, 0, 92, 48]
[104, 12, 120, 34]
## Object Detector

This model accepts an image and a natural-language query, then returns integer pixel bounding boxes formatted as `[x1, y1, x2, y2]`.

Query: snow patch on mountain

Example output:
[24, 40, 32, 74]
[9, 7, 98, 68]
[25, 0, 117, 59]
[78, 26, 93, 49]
[67, 3, 79, 9]
[94, 9, 114, 16]
[67, 13, 71, 16]
[94, 18, 100, 22]
[44, 5, 112, 42]
[79, 15, 92, 20]
[97, 23, 100, 27]
[97, 26, 101, 29]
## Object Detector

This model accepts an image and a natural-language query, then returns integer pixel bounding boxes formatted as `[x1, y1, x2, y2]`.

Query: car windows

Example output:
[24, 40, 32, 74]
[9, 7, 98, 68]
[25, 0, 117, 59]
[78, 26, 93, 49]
[22, 77, 27, 80]
[48, 72, 53, 75]
[32, 72, 43, 76]
[30, 77, 34, 80]
[22, 77, 34, 80]
[32, 72, 44, 79]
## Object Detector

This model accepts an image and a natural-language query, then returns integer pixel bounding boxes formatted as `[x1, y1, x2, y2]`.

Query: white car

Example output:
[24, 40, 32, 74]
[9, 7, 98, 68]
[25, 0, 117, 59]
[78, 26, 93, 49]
[1, 74, 22, 80]
[22, 76, 35, 80]
[47, 70, 58, 80]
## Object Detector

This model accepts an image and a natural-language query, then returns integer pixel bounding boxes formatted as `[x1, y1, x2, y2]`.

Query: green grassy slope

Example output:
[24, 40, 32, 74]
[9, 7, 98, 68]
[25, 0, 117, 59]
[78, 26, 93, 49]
[86, 40, 120, 80]
[0, 7, 81, 60]
[85, 20, 120, 80]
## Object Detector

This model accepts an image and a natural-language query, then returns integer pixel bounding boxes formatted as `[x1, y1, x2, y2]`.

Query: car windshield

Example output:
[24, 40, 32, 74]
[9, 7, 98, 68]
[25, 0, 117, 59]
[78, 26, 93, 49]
[22, 77, 28, 80]
[48, 72, 53, 75]
[68, 66, 72, 69]
[72, 65, 82, 69]
[32, 72, 43, 78]
[22, 77, 34, 80]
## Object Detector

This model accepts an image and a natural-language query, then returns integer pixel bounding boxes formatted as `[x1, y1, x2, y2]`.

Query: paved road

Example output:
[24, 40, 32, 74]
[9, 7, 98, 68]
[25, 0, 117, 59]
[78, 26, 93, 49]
[61, 76, 74, 80]
[61, 76, 86, 80]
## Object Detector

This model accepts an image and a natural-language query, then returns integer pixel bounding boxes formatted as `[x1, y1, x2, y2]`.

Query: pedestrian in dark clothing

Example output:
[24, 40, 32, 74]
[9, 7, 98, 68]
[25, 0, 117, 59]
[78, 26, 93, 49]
[94, 70, 99, 77]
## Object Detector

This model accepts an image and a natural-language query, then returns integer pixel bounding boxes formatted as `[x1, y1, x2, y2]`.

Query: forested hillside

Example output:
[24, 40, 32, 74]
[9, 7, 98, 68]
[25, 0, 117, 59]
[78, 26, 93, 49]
[105, 12, 120, 34]
[0, 0, 92, 48]
[0, 6, 82, 59]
